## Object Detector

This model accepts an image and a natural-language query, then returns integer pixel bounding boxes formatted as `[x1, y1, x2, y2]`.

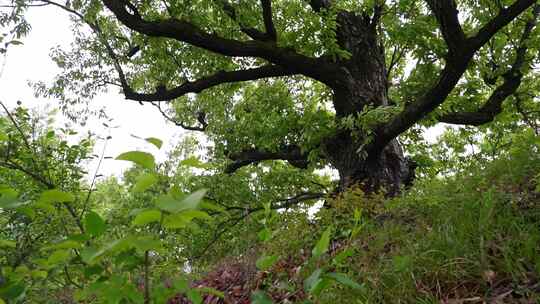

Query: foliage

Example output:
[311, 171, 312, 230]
[0, 105, 220, 303]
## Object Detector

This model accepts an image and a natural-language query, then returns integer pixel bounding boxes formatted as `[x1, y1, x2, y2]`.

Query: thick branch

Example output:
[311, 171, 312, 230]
[373, 0, 536, 152]
[123, 65, 296, 102]
[260, 0, 277, 40]
[438, 5, 539, 126]
[425, 0, 466, 53]
[101, 0, 340, 84]
[307, 0, 332, 12]
[225, 145, 309, 173]
[438, 77, 522, 125]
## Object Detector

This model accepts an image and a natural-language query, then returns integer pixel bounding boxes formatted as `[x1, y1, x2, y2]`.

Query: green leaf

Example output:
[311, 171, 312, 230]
[132, 236, 162, 252]
[251, 290, 273, 304]
[256, 255, 279, 271]
[81, 247, 102, 265]
[161, 210, 210, 229]
[145, 137, 163, 149]
[180, 189, 207, 210]
[0, 239, 16, 248]
[311, 278, 332, 296]
[304, 268, 332, 296]
[180, 209, 212, 221]
[325, 273, 363, 290]
[0, 187, 18, 198]
[15, 206, 35, 219]
[304, 268, 323, 293]
[47, 250, 71, 266]
[80, 239, 127, 264]
[0, 282, 26, 301]
[200, 200, 228, 214]
[172, 278, 189, 293]
[49, 240, 82, 250]
[187, 290, 202, 304]
[180, 156, 208, 169]
[0, 200, 29, 209]
[312, 226, 332, 259]
[68, 234, 91, 243]
[84, 211, 106, 238]
[31, 270, 48, 280]
[116, 151, 155, 170]
[156, 189, 207, 214]
[132, 209, 161, 226]
[34, 202, 55, 213]
[162, 213, 190, 229]
[333, 248, 354, 265]
[155, 195, 179, 213]
[132, 173, 158, 193]
[39, 189, 75, 204]
[0, 188, 24, 209]
[258, 228, 272, 242]
[84, 265, 104, 278]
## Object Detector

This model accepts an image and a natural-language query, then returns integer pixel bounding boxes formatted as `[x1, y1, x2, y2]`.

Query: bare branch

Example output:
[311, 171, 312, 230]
[122, 65, 296, 102]
[150, 102, 207, 131]
[437, 76, 521, 125]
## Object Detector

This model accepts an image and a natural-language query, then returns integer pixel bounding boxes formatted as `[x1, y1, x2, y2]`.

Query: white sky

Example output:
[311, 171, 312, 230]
[0, 7, 185, 178]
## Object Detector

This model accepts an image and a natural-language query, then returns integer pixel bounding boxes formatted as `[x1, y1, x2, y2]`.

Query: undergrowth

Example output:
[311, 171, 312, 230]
[250, 131, 540, 303]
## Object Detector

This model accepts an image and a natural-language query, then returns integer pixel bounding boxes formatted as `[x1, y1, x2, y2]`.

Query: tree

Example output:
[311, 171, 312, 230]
[3, 0, 540, 195]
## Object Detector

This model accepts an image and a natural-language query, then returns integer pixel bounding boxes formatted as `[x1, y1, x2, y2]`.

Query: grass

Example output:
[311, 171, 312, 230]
[255, 133, 540, 303]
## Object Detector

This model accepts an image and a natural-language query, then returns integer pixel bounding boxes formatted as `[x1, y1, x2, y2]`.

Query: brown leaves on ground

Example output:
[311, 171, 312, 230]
[168, 263, 256, 304]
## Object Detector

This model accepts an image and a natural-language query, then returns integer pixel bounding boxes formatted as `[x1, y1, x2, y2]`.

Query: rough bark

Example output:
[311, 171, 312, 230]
[319, 11, 415, 195]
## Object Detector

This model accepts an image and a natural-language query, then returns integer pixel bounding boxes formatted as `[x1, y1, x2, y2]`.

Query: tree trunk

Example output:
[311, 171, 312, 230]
[323, 130, 415, 196]
[323, 11, 416, 195]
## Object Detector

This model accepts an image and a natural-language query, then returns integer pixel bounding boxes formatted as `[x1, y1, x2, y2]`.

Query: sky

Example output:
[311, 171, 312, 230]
[0, 6, 186, 178]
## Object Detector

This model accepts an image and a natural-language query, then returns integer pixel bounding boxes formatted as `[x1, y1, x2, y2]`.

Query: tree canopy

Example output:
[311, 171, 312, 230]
[2, 0, 539, 193]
